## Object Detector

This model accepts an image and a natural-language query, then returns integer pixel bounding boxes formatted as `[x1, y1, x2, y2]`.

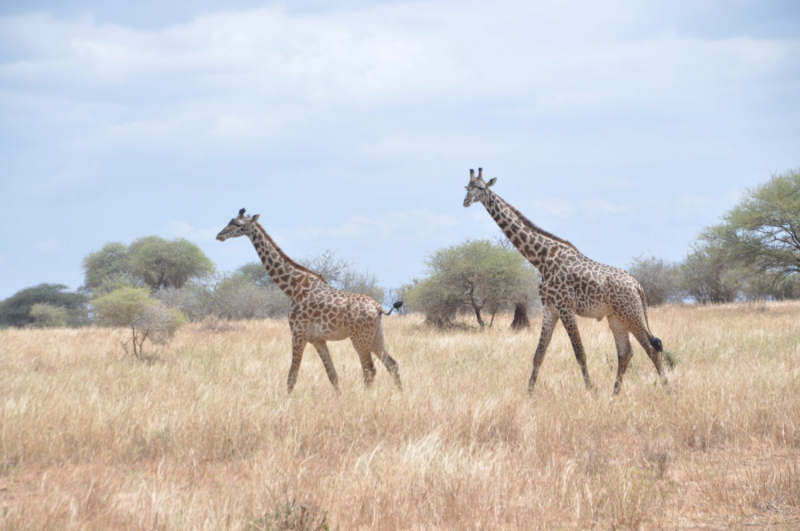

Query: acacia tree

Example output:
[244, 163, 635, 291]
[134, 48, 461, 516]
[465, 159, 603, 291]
[702, 169, 800, 291]
[404, 239, 539, 328]
[82, 242, 132, 294]
[129, 236, 215, 290]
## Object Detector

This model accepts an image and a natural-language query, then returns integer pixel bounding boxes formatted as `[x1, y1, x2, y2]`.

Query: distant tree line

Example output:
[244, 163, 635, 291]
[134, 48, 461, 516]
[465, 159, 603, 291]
[1, 168, 799, 335]
[629, 169, 800, 306]
[0, 235, 384, 330]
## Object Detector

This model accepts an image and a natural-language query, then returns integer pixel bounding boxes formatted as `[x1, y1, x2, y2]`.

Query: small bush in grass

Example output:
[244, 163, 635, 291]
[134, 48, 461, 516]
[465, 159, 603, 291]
[93, 287, 187, 361]
[28, 303, 68, 328]
[249, 495, 331, 531]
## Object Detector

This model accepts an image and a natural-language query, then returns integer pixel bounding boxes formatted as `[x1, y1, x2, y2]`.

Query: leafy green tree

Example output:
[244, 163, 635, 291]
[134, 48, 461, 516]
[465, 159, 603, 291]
[129, 236, 215, 290]
[93, 287, 187, 360]
[739, 271, 800, 301]
[82, 242, 133, 294]
[29, 303, 68, 328]
[405, 239, 539, 328]
[0, 283, 88, 328]
[703, 169, 800, 289]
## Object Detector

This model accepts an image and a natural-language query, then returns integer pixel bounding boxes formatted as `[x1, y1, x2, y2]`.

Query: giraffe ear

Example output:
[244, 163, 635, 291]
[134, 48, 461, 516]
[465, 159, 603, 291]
[486, 177, 497, 187]
[251, 214, 260, 222]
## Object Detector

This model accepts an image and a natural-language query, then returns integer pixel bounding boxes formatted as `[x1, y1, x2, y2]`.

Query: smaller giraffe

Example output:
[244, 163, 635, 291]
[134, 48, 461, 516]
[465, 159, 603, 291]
[217, 209, 402, 394]
[463, 169, 668, 394]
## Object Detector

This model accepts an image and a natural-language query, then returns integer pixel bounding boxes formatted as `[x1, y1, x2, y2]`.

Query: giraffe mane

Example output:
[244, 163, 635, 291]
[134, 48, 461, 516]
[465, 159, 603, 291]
[493, 193, 578, 250]
[253, 222, 328, 284]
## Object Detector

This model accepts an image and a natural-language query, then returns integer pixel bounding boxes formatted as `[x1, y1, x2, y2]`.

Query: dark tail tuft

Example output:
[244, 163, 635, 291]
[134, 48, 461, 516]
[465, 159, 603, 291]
[382, 300, 404, 316]
[651, 336, 676, 368]
[650, 336, 663, 353]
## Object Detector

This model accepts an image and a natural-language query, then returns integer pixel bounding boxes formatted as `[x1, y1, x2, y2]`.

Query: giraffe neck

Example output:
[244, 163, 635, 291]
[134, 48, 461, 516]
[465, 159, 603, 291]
[481, 190, 571, 277]
[246, 223, 322, 298]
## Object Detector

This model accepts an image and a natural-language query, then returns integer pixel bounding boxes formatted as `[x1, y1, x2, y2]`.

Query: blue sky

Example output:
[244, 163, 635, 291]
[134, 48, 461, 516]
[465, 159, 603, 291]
[1, 0, 799, 299]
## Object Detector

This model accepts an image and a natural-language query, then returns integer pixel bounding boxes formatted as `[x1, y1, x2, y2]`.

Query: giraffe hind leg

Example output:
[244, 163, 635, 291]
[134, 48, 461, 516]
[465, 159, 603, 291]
[311, 339, 340, 393]
[629, 320, 669, 388]
[608, 315, 633, 395]
[559, 308, 593, 391]
[351, 333, 377, 388]
[371, 324, 402, 390]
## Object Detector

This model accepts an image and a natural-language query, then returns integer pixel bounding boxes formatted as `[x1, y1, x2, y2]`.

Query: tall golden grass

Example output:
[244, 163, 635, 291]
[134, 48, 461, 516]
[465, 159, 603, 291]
[1, 302, 799, 529]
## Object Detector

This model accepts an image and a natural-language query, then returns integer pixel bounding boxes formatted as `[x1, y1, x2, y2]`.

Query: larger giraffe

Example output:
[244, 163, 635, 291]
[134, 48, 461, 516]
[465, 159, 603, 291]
[216, 209, 402, 393]
[463, 169, 668, 394]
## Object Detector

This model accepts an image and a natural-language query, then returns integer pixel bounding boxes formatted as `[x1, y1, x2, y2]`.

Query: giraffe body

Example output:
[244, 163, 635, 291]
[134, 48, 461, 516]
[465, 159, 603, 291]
[217, 209, 401, 393]
[463, 169, 667, 394]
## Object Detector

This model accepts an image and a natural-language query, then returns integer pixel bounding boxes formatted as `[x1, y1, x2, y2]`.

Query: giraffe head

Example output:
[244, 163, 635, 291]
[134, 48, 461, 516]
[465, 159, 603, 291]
[216, 208, 260, 241]
[463, 168, 497, 207]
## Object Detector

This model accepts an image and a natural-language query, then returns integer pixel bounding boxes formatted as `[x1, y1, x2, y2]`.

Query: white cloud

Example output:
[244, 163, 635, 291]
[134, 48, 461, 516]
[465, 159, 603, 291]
[2, 3, 795, 159]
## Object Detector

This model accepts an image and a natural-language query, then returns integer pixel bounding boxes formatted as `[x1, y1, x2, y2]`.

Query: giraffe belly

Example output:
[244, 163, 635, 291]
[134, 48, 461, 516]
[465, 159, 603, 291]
[308, 322, 349, 342]
[576, 301, 612, 320]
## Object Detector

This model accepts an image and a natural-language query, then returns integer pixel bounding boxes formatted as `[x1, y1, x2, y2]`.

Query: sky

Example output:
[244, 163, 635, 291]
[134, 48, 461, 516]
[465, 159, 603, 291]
[1, 0, 799, 300]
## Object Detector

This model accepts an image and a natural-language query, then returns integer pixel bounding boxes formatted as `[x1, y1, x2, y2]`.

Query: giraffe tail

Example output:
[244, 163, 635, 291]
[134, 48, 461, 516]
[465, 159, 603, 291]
[381, 300, 403, 316]
[638, 286, 662, 353]
[638, 285, 674, 367]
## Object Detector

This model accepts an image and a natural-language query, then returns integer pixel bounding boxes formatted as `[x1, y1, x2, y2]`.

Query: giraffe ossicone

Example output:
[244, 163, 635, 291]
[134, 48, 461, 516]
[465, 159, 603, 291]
[216, 208, 402, 394]
[463, 169, 669, 394]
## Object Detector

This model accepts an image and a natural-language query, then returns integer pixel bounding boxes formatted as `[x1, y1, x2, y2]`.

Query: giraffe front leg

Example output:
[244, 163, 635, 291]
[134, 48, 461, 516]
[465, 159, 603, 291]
[528, 306, 559, 394]
[371, 322, 402, 391]
[287, 331, 308, 394]
[560, 308, 593, 391]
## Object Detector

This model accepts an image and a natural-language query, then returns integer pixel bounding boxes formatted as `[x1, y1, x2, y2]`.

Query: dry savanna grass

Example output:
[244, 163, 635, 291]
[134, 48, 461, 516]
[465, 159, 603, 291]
[1, 302, 800, 530]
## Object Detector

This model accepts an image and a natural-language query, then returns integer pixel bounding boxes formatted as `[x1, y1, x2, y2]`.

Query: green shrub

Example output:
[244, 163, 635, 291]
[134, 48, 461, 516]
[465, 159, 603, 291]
[28, 303, 68, 328]
[93, 287, 187, 361]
